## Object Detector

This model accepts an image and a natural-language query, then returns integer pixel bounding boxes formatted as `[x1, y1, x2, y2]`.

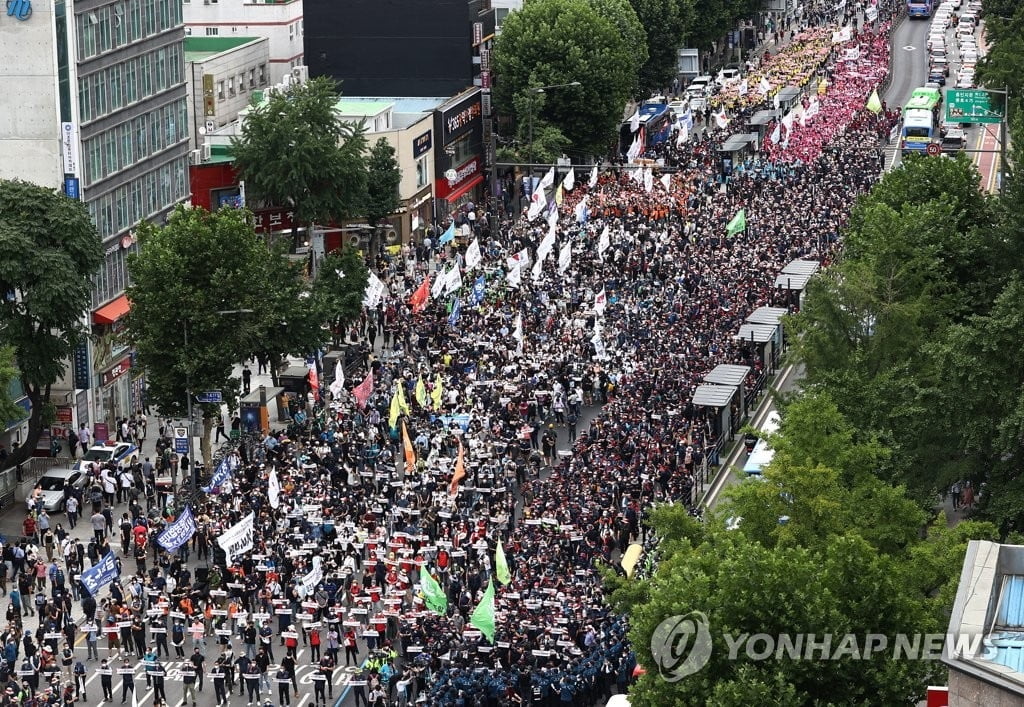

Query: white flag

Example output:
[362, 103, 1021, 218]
[464, 238, 482, 270]
[738, 79, 749, 96]
[431, 268, 448, 299]
[563, 169, 575, 191]
[594, 288, 607, 316]
[513, 314, 524, 355]
[782, 110, 796, 132]
[507, 262, 522, 288]
[759, 77, 772, 95]
[597, 226, 610, 259]
[588, 165, 598, 188]
[362, 271, 387, 308]
[330, 360, 345, 397]
[444, 265, 463, 295]
[531, 257, 544, 282]
[527, 190, 547, 221]
[538, 223, 556, 263]
[268, 467, 281, 509]
[676, 124, 689, 146]
[547, 204, 559, 230]
[714, 110, 730, 129]
[660, 173, 671, 191]
[643, 168, 654, 193]
[770, 122, 782, 144]
[629, 111, 640, 133]
[217, 512, 255, 566]
[558, 242, 572, 274]
[538, 167, 556, 192]
[626, 136, 642, 163]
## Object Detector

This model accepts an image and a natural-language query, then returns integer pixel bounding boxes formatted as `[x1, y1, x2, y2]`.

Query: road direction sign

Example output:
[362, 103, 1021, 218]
[174, 426, 189, 454]
[926, 142, 941, 156]
[945, 89, 1004, 124]
[195, 390, 223, 403]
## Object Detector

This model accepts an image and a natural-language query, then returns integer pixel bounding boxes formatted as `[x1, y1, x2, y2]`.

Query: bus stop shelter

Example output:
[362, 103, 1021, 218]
[776, 86, 803, 113]
[748, 110, 779, 144]
[775, 271, 813, 309]
[746, 306, 790, 363]
[781, 258, 820, 277]
[718, 134, 757, 176]
[692, 384, 739, 448]
[736, 323, 778, 372]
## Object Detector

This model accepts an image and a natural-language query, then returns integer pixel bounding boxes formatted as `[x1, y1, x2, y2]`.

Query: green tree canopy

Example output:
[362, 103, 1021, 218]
[0, 180, 102, 467]
[630, 0, 694, 95]
[231, 77, 369, 251]
[126, 206, 288, 463]
[364, 138, 401, 229]
[0, 346, 24, 432]
[493, 0, 636, 156]
[313, 247, 370, 346]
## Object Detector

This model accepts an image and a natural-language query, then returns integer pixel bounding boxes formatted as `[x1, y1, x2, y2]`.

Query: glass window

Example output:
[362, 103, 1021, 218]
[157, 0, 169, 30]
[149, 109, 162, 152]
[113, 4, 127, 46]
[131, 178, 144, 223]
[169, 44, 183, 85]
[120, 124, 133, 168]
[125, 57, 138, 103]
[416, 157, 428, 189]
[78, 77, 91, 122]
[154, 47, 167, 90]
[143, 0, 156, 35]
[249, 68, 255, 89]
[98, 7, 112, 52]
[217, 81, 224, 100]
[140, 53, 152, 95]
[93, 74, 107, 117]
[205, 27, 218, 36]
[258, 64, 266, 86]
[78, 15, 97, 59]
[134, 116, 148, 158]
[228, 76, 234, 96]
[105, 130, 117, 177]
[109, 65, 124, 109]
[128, 0, 141, 41]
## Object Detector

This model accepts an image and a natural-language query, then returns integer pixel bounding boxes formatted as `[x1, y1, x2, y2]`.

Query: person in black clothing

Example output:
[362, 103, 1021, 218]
[275, 667, 291, 706]
[212, 659, 228, 707]
[281, 653, 298, 698]
[98, 659, 113, 701]
[151, 660, 167, 704]
[234, 653, 250, 697]
[190, 648, 206, 692]
[119, 658, 135, 704]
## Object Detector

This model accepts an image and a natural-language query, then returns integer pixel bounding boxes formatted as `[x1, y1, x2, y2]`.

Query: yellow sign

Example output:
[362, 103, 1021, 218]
[620, 543, 644, 579]
[386, 244, 402, 255]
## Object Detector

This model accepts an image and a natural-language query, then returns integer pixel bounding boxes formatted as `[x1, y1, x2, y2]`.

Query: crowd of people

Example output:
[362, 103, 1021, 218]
[0, 9, 907, 707]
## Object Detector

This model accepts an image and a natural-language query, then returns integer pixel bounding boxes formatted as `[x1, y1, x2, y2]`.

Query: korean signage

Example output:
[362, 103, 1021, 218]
[101, 355, 132, 387]
[434, 157, 481, 200]
[64, 178, 80, 200]
[479, 49, 491, 73]
[73, 342, 90, 390]
[480, 71, 491, 90]
[440, 90, 482, 145]
[76, 390, 89, 427]
[202, 74, 216, 117]
[252, 208, 295, 234]
[945, 89, 1004, 124]
[473, 22, 483, 46]
[55, 406, 73, 423]
[413, 131, 432, 159]
[61, 123, 79, 175]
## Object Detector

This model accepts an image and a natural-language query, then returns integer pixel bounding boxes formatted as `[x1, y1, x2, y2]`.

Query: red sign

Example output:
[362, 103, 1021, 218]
[55, 406, 74, 423]
[101, 356, 132, 387]
[926, 687, 948, 707]
[253, 208, 296, 234]
[435, 157, 481, 200]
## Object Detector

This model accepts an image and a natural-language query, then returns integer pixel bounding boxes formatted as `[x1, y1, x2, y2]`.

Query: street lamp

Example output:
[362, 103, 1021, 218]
[184, 308, 255, 495]
[527, 81, 581, 165]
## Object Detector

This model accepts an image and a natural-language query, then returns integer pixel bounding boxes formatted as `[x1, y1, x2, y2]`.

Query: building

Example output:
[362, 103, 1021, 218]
[184, 35, 270, 150]
[183, 0, 303, 84]
[941, 540, 1024, 705]
[433, 88, 485, 223]
[0, 0, 191, 440]
[305, 0, 495, 98]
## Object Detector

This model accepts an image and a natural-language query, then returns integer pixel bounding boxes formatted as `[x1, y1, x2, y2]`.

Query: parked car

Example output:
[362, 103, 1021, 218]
[686, 75, 714, 98]
[928, 70, 947, 86]
[716, 67, 742, 86]
[72, 441, 139, 472]
[26, 468, 88, 512]
[941, 128, 967, 155]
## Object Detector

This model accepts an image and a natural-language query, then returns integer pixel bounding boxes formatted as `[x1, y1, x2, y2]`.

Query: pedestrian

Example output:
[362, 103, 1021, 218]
[98, 659, 113, 702]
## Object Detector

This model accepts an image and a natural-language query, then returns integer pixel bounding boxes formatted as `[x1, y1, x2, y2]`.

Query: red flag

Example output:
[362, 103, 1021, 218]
[402, 420, 416, 474]
[352, 371, 373, 409]
[307, 366, 320, 401]
[448, 441, 466, 496]
[409, 277, 430, 313]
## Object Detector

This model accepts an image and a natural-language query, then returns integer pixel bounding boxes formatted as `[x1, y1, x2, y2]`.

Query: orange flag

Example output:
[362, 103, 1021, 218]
[402, 420, 416, 474]
[409, 276, 430, 313]
[448, 440, 466, 496]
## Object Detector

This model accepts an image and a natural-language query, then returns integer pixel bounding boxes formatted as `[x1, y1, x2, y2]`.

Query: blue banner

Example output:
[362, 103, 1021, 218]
[157, 506, 197, 552]
[438, 222, 456, 245]
[80, 551, 119, 597]
[471, 275, 486, 306]
[448, 298, 461, 327]
[201, 456, 234, 493]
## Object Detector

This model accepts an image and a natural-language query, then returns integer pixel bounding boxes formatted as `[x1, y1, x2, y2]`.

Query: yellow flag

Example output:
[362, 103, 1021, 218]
[396, 378, 410, 415]
[866, 88, 882, 114]
[415, 375, 428, 407]
[431, 374, 443, 409]
[388, 389, 401, 429]
[554, 183, 564, 206]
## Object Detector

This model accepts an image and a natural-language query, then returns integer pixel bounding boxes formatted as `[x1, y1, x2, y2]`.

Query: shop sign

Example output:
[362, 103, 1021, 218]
[55, 406, 73, 423]
[435, 157, 481, 200]
[253, 208, 295, 233]
[413, 131, 432, 159]
[101, 356, 132, 387]
[73, 341, 90, 389]
[441, 91, 482, 144]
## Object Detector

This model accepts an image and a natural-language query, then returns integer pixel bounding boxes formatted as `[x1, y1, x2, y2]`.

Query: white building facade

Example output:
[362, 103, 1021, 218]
[183, 0, 303, 84]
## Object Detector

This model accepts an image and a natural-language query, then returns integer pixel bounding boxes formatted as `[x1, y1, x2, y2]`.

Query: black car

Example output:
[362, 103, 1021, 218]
[928, 72, 947, 86]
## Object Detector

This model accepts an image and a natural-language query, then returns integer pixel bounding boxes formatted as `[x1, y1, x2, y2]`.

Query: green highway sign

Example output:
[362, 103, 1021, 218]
[945, 89, 1004, 124]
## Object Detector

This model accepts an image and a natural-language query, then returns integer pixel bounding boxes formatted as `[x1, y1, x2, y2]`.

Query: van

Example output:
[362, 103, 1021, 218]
[962, 49, 979, 64]
[941, 128, 966, 155]
[686, 75, 714, 97]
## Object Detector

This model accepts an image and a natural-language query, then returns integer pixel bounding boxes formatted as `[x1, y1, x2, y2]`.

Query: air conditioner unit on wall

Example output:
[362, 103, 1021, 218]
[189, 149, 201, 165]
[201, 144, 211, 160]
[291, 65, 309, 83]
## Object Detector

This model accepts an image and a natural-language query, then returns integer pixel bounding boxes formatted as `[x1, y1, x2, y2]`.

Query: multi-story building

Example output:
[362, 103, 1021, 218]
[0, 0, 191, 438]
[183, 0, 303, 84]
[184, 35, 270, 150]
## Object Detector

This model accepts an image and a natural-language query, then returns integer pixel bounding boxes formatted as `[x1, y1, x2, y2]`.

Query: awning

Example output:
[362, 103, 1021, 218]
[692, 384, 736, 408]
[93, 294, 130, 325]
[703, 364, 751, 387]
[446, 174, 484, 203]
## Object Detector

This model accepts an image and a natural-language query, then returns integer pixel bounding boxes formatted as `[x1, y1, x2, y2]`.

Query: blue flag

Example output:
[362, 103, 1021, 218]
[202, 456, 235, 494]
[448, 298, 461, 327]
[157, 506, 197, 552]
[438, 222, 456, 245]
[80, 551, 120, 597]
[471, 275, 486, 306]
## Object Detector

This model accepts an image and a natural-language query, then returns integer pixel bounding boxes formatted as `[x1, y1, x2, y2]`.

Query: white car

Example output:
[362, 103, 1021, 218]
[26, 468, 89, 512]
[686, 75, 714, 97]
[689, 96, 707, 113]
[72, 441, 139, 472]
[716, 68, 742, 86]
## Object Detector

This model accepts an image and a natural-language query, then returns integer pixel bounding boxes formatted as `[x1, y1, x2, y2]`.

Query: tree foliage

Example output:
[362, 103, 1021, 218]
[686, 0, 761, 51]
[364, 138, 401, 228]
[608, 391, 997, 705]
[493, 0, 636, 156]
[231, 77, 369, 250]
[630, 0, 694, 95]
[0, 346, 24, 431]
[313, 247, 370, 346]
[0, 180, 102, 467]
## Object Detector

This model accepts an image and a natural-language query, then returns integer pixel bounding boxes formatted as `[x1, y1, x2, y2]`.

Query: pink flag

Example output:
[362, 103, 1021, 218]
[307, 365, 320, 402]
[352, 371, 374, 409]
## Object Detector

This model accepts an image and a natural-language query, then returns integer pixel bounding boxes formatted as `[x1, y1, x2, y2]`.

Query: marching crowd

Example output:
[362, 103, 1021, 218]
[0, 9, 905, 707]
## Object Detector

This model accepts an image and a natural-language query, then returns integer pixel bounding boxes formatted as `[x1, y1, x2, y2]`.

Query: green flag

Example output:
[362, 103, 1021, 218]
[726, 209, 746, 237]
[866, 88, 882, 114]
[420, 569, 448, 615]
[495, 539, 511, 585]
[470, 579, 496, 643]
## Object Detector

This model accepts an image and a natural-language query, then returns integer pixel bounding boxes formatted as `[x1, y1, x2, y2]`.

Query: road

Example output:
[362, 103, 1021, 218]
[885, 16, 933, 169]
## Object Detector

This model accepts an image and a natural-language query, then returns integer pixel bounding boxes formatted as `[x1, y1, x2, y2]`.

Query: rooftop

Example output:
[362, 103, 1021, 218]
[184, 36, 264, 63]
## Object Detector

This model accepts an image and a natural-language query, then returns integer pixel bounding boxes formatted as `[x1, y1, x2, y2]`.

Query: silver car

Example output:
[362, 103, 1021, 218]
[26, 468, 88, 512]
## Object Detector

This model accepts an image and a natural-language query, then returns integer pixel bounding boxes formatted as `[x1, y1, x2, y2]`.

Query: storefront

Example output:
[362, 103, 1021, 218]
[91, 294, 136, 437]
[433, 88, 484, 224]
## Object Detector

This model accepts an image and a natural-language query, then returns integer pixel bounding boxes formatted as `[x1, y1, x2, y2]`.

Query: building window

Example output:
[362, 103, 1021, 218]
[416, 157, 428, 189]
[227, 76, 234, 96]
[238, 73, 246, 92]
[258, 64, 266, 86]
[217, 80, 225, 100]
[205, 27, 218, 36]
[249, 68, 255, 89]
[288, 23, 294, 40]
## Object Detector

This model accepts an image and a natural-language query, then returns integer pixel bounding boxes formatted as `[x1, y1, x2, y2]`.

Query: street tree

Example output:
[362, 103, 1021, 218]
[493, 0, 635, 155]
[231, 77, 369, 252]
[629, 0, 694, 95]
[686, 0, 761, 51]
[365, 138, 402, 253]
[313, 247, 369, 346]
[125, 206, 276, 465]
[0, 180, 103, 468]
[0, 346, 25, 432]
[498, 90, 571, 165]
